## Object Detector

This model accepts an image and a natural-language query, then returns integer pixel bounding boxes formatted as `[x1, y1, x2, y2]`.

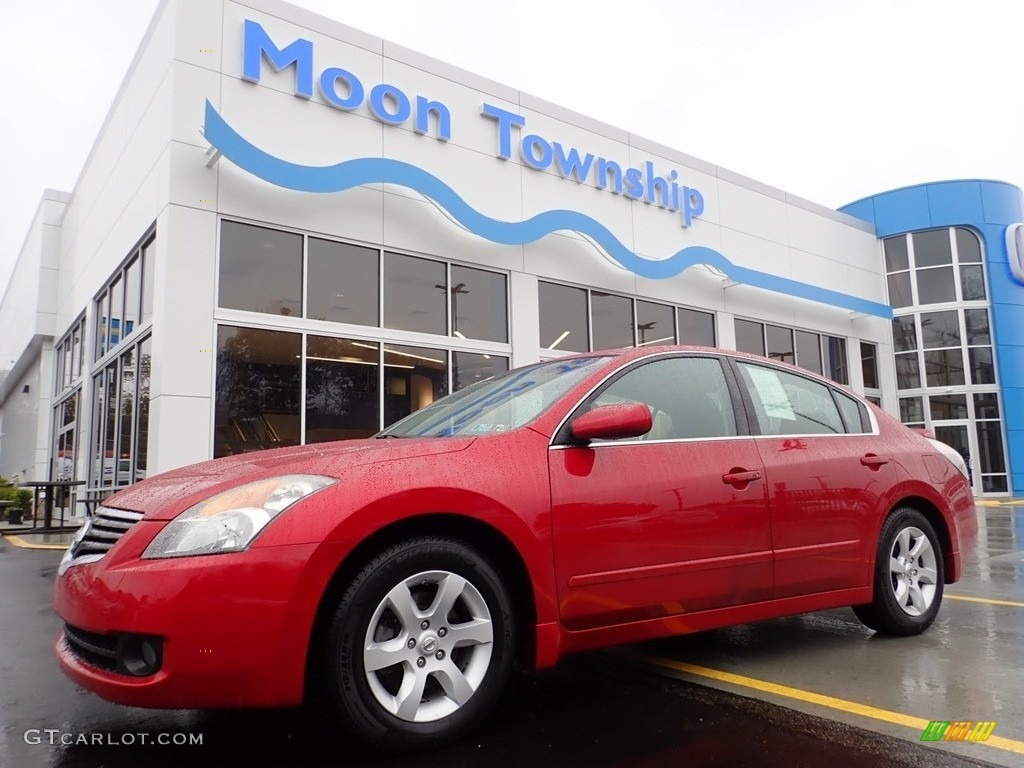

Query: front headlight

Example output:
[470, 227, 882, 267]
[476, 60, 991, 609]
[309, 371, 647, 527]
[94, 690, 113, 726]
[143, 475, 336, 559]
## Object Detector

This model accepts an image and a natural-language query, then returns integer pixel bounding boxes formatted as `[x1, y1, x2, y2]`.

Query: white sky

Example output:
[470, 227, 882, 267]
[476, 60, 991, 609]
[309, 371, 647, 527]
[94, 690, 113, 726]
[3, 0, 1022, 293]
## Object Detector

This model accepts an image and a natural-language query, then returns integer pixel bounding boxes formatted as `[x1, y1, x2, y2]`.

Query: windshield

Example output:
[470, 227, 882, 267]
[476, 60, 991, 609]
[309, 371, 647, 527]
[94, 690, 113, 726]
[380, 356, 612, 438]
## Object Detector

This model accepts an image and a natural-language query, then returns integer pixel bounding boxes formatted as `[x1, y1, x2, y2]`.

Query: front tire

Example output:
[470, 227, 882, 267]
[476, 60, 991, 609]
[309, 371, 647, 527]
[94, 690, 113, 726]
[320, 536, 515, 751]
[853, 507, 944, 636]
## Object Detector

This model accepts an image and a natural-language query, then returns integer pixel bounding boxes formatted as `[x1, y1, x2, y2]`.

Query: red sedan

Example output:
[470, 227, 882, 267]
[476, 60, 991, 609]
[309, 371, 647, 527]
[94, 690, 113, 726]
[54, 346, 977, 749]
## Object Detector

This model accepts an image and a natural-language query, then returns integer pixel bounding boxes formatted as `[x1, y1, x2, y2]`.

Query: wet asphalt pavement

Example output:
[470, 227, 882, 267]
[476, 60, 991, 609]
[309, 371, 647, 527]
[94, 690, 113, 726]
[3, 520, 1018, 768]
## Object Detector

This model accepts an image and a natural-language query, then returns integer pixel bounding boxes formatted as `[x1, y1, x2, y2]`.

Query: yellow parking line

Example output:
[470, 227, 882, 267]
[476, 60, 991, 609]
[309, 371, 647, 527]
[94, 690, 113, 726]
[638, 654, 1024, 756]
[946, 594, 1024, 608]
[1, 535, 67, 551]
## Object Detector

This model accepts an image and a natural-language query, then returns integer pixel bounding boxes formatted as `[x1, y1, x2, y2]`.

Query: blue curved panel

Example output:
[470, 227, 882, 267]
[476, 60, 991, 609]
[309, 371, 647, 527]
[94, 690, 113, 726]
[203, 101, 892, 319]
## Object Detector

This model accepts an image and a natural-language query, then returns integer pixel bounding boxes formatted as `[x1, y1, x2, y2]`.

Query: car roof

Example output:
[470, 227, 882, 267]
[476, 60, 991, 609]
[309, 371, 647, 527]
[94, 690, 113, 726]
[550, 344, 867, 401]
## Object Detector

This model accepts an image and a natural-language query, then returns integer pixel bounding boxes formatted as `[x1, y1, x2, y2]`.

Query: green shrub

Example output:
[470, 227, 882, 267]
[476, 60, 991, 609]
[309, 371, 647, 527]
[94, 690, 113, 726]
[0, 478, 32, 512]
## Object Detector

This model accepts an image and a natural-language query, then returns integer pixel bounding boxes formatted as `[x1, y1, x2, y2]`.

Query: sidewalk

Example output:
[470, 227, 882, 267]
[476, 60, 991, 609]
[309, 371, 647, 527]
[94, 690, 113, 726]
[976, 497, 1024, 507]
[0, 516, 84, 550]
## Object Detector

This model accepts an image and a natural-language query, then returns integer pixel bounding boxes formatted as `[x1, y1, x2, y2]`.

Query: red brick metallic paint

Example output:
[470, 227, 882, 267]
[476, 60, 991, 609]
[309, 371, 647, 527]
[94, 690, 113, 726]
[52, 346, 976, 710]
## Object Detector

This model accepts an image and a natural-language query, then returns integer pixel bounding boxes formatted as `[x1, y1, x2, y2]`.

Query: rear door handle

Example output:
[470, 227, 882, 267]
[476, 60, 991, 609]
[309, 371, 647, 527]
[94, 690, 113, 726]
[722, 469, 762, 486]
[860, 454, 890, 468]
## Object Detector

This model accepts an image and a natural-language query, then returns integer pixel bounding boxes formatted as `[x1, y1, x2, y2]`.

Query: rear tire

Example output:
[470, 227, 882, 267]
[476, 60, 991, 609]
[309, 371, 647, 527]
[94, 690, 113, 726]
[319, 536, 515, 751]
[853, 507, 944, 636]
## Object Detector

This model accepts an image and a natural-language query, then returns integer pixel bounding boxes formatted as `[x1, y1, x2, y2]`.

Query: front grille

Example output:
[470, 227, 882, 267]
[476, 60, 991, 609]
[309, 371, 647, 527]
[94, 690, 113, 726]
[63, 623, 120, 672]
[68, 507, 143, 561]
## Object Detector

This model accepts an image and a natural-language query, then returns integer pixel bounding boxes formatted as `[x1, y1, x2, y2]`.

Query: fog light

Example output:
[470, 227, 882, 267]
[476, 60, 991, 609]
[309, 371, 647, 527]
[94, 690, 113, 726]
[119, 635, 163, 677]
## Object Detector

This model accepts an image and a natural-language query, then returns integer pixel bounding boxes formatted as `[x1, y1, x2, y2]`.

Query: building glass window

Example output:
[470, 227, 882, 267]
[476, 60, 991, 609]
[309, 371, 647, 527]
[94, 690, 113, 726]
[52, 392, 79, 483]
[887, 272, 913, 308]
[538, 281, 717, 353]
[823, 336, 849, 385]
[886, 226, 1006, 494]
[956, 229, 982, 263]
[122, 256, 141, 344]
[636, 301, 675, 347]
[89, 342, 149, 490]
[964, 309, 990, 344]
[899, 397, 924, 425]
[892, 316, 917, 352]
[219, 221, 302, 317]
[117, 348, 136, 485]
[796, 330, 822, 375]
[90, 365, 116, 487]
[450, 265, 508, 344]
[960, 265, 986, 301]
[968, 347, 995, 385]
[306, 239, 379, 327]
[108, 276, 124, 353]
[214, 326, 301, 458]
[591, 292, 634, 350]
[54, 317, 86, 397]
[383, 252, 447, 335]
[884, 236, 909, 272]
[766, 325, 794, 364]
[920, 310, 960, 349]
[95, 291, 109, 359]
[213, 224, 515, 451]
[677, 307, 715, 346]
[735, 319, 765, 357]
[72, 323, 83, 381]
[539, 282, 588, 352]
[135, 337, 151, 479]
[141, 238, 155, 327]
[895, 353, 920, 389]
[305, 336, 380, 444]
[86, 232, 155, 490]
[973, 393, 1007, 492]
[916, 267, 957, 305]
[94, 232, 154, 361]
[913, 229, 953, 267]
[974, 392, 999, 419]
[860, 342, 879, 390]
[923, 349, 965, 387]
[930, 394, 968, 421]
[383, 344, 448, 427]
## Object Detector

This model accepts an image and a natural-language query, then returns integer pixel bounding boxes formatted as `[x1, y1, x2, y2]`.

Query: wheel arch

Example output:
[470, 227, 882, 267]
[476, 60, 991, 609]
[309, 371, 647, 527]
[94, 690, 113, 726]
[304, 513, 539, 699]
[888, 496, 955, 582]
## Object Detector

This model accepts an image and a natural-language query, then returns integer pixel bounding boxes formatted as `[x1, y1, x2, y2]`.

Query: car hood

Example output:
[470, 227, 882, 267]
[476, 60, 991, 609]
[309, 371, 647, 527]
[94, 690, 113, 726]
[104, 437, 476, 520]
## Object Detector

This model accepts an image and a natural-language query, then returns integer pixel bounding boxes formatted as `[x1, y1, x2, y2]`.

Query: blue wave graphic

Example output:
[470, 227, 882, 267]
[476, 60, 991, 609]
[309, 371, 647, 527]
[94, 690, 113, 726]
[203, 101, 892, 319]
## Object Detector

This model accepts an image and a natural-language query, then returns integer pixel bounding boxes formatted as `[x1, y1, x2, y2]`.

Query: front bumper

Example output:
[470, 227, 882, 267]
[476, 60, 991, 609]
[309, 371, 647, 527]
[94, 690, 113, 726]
[53, 526, 323, 709]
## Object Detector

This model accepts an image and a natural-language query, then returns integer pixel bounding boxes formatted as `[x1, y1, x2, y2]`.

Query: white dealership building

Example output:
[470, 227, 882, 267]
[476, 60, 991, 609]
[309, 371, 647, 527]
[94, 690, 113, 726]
[3, 0, 1023, 504]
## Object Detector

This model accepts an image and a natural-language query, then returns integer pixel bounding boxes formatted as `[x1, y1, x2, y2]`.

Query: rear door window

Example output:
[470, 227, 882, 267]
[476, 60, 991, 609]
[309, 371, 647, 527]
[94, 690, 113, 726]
[736, 363, 845, 436]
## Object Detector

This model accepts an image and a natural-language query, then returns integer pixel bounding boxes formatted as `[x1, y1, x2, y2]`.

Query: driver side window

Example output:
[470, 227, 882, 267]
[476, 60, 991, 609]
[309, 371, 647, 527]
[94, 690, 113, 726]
[591, 356, 738, 441]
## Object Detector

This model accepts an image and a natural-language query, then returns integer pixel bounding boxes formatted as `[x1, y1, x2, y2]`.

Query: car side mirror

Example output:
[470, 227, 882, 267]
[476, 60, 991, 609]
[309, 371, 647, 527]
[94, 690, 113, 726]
[569, 402, 653, 443]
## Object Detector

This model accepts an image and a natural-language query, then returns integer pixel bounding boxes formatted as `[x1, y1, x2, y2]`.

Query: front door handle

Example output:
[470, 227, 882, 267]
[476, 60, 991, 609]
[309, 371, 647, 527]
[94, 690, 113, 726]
[860, 454, 890, 469]
[722, 469, 762, 487]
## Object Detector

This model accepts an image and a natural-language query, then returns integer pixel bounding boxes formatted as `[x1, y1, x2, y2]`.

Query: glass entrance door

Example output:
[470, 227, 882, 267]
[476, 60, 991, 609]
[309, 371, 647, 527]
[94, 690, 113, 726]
[933, 422, 976, 495]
